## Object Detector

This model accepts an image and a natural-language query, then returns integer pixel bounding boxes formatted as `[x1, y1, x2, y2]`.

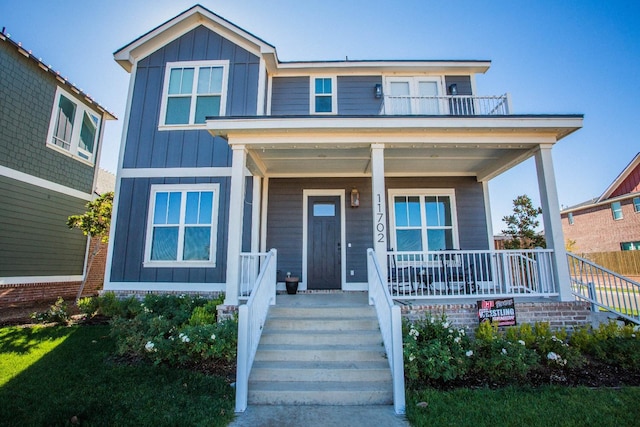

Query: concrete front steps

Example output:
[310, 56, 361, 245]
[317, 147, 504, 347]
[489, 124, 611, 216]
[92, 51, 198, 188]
[248, 297, 393, 406]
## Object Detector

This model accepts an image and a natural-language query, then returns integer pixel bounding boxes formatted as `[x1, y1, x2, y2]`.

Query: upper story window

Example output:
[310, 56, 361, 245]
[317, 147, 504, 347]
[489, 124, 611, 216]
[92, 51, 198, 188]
[144, 184, 220, 267]
[310, 77, 337, 114]
[568, 212, 574, 225]
[384, 77, 442, 115]
[159, 60, 229, 127]
[46, 86, 101, 164]
[633, 196, 640, 213]
[611, 201, 623, 220]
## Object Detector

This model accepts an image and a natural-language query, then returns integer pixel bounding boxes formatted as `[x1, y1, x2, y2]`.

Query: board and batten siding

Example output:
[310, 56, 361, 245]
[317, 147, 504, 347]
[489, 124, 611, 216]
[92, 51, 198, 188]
[0, 40, 96, 193]
[337, 76, 383, 115]
[110, 176, 253, 283]
[266, 178, 373, 283]
[122, 25, 260, 169]
[0, 176, 87, 277]
[386, 176, 489, 250]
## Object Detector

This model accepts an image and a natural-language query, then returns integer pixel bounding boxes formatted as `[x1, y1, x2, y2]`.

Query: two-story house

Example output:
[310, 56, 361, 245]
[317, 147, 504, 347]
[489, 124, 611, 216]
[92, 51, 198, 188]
[0, 29, 115, 305]
[106, 5, 583, 310]
[561, 152, 640, 253]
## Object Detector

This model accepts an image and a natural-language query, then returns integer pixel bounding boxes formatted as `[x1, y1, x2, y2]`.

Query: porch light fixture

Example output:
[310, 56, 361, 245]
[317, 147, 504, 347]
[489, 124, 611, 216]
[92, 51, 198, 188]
[448, 84, 458, 96]
[350, 188, 360, 208]
[374, 84, 382, 99]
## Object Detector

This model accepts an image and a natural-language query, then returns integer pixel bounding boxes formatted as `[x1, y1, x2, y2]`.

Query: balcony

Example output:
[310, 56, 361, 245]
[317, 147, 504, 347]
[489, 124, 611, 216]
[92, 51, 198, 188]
[379, 94, 511, 116]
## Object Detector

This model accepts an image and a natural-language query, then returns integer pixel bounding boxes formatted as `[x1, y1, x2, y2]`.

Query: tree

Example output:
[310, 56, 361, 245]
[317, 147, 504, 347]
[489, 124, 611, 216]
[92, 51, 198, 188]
[67, 191, 114, 300]
[501, 194, 546, 249]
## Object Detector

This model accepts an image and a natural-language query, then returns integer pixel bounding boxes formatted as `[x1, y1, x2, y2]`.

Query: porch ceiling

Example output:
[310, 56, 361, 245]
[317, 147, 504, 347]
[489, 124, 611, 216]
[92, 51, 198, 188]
[208, 115, 583, 180]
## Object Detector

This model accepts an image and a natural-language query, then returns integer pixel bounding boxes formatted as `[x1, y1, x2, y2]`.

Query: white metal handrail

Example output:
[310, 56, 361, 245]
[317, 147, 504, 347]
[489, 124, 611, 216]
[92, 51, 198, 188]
[387, 249, 557, 299]
[235, 248, 277, 412]
[379, 94, 510, 116]
[239, 252, 269, 299]
[367, 249, 405, 415]
[568, 252, 640, 324]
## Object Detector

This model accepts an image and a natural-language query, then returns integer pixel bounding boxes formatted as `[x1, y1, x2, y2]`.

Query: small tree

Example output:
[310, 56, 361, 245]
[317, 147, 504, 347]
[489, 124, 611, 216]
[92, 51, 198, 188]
[501, 195, 546, 249]
[67, 191, 114, 300]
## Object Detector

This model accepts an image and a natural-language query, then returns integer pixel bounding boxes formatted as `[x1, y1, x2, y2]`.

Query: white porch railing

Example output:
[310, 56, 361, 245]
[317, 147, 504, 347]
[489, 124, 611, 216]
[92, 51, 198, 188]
[568, 253, 640, 324]
[387, 249, 557, 299]
[380, 94, 511, 116]
[367, 249, 406, 415]
[235, 248, 277, 412]
[239, 252, 269, 300]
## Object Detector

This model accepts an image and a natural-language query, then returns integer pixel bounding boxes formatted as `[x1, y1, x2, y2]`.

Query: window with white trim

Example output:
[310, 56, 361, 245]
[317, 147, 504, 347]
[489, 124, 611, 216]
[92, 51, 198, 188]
[159, 60, 228, 126]
[611, 201, 623, 220]
[633, 196, 640, 213]
[389, 190, 458, 252]
[46, 87, 101, 163]
[144, 184, 219, 267]
[310, 76, 337, 114]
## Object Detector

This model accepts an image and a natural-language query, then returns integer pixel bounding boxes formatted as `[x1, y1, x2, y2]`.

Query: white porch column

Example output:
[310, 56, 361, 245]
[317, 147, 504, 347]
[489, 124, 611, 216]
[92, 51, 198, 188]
[535, 144, 572, 301]
[225, 144, 247, 306]
[371, 144, 388, 274]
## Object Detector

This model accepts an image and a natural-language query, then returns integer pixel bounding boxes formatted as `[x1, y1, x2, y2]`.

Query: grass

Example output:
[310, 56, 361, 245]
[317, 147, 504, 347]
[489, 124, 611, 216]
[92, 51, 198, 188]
[0, 325, 235, 426]
[406, 386, 640, 427]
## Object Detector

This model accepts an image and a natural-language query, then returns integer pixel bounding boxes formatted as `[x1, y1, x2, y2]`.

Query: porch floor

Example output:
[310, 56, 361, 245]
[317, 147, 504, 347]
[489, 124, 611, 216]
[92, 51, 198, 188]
[276, 291, 369, 307]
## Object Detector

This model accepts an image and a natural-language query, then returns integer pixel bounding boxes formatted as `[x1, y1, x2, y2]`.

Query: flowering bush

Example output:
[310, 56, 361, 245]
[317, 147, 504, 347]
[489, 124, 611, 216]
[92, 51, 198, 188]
[506, 322, 584, 369]
[570, 321, 640, 371]
[403, 315, 472, 386]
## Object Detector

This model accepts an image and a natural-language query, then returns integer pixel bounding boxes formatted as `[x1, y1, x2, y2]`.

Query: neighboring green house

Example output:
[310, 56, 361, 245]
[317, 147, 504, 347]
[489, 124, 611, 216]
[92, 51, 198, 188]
[0, 29, 115, 302]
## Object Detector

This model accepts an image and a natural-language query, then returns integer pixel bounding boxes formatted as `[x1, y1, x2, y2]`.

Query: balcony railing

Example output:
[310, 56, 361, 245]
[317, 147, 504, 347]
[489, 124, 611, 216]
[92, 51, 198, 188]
[379, 94, 511, 116]
[387, 249, 557, 299]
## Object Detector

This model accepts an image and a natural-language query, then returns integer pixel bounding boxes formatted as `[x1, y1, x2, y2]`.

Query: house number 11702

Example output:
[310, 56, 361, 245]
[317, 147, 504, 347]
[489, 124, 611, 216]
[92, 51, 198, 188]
[376, 193, 385, 243]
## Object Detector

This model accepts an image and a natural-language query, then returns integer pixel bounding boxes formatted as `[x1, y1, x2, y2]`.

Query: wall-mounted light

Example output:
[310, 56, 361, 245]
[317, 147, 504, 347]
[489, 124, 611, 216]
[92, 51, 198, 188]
[374, 83, 382, 99]
[350, 188, 360, 208]
[448, 83, 458, 96]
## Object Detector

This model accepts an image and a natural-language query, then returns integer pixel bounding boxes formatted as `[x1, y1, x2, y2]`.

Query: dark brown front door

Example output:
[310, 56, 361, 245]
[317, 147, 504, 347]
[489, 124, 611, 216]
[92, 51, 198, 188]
[307, 196, 341, 290]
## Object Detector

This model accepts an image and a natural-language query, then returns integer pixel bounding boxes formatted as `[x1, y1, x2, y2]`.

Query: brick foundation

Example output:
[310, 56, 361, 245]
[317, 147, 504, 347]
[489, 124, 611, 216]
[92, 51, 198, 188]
[401, 300, 592, 332]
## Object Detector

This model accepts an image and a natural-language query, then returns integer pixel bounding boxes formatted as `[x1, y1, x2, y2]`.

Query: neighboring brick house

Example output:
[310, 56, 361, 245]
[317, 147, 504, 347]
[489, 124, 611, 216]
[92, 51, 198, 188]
[0, 29, 116, 306]
[561, 153, 640, 253]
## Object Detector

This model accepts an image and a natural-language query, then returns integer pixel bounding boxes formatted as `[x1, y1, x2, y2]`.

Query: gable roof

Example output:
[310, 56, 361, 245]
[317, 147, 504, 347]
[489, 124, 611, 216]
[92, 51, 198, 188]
[0, 29, 116, 120]
[114, 4, 491, 75]
[598, 152, 640, 202]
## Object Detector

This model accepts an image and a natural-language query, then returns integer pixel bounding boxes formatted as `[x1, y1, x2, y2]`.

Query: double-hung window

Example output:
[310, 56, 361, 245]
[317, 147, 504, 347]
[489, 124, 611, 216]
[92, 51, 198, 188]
[144, 184, 220, 267]
[390, 190, 458, 253]
[160, 60, 228, 127]
[633, 196, 640, 213]
[310, 76, 336, 114]
[46, 87, 101, 163]
[611, 201, 623, 220]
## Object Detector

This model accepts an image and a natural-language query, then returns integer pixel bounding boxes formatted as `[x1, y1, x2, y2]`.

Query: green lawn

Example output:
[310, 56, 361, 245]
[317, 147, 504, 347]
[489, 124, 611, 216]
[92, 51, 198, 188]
[0, 325, 235, 426]
[406, 386, 640, 427]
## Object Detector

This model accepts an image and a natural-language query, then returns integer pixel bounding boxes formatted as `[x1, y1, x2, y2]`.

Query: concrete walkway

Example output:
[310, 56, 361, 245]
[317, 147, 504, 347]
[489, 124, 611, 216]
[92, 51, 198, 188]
[228, 405, 410, 427]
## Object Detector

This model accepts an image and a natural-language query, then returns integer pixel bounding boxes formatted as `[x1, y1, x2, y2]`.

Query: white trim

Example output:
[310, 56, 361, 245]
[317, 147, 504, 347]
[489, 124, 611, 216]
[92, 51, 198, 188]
[225, 145, 248, 305]
[0, 275, 83, 285]
[0, 165, 92, 200]
[143, 183, 220, 268]
[387, 188, 460, 251]
[46, 86, 102, 165]
[119, 167, 233, 178]
[266, 74, 273, 116]
[481, 181, 494, 247]
[104, 282, 226, 292]
[384, 76, 444, 114]
[343, 282, 368, 291]
[257, 58, 267, 115]
[251, 176, 261, 253]
[158, 60, 229, 128]
[302, 189, 346, 291]
[309, 75, 337, 115]
[260, 177, 269, 252]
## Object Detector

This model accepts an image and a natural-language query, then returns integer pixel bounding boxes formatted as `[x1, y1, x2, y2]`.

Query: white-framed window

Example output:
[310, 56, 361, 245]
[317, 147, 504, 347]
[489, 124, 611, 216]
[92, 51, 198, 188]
[159, 60, 229, 127]
[568, 212, 574, 225]
[144, 184, 220, 267]
[611, 201, 623, 220]
[310, 76, 337, 114]
[633, 196, 640, 213]
[46, 86, 101, 163]
[384, 76, 443, 115]
[388, 189, 459, 252]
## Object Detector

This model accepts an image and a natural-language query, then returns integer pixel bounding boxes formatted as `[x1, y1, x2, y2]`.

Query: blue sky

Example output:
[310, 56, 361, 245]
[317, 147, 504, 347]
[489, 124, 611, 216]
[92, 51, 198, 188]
[2, 0, 638, 233]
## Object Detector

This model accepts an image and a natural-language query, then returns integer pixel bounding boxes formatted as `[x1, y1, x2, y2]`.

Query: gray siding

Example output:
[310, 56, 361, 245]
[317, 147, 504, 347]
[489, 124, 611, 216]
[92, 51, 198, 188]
[266, 178, 373, 283]
[337, 76, 383, 115]
[0, 176, 87, 276]
[444, 76, 473, 96]
[270, 77, 309, 115]
[0, 41, 96, 193]
[122, 25, 260, 169]
[110, 176, 253, 283]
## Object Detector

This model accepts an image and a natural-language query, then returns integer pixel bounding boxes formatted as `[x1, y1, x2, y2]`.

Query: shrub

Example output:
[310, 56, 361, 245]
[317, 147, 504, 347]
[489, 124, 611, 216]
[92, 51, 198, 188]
[570, 321, 640, 371]
[30, 297, 70, 324]
[506, 322, 584, 369]
[403, 315, 472, 386]
[77, 297, 99, 318]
